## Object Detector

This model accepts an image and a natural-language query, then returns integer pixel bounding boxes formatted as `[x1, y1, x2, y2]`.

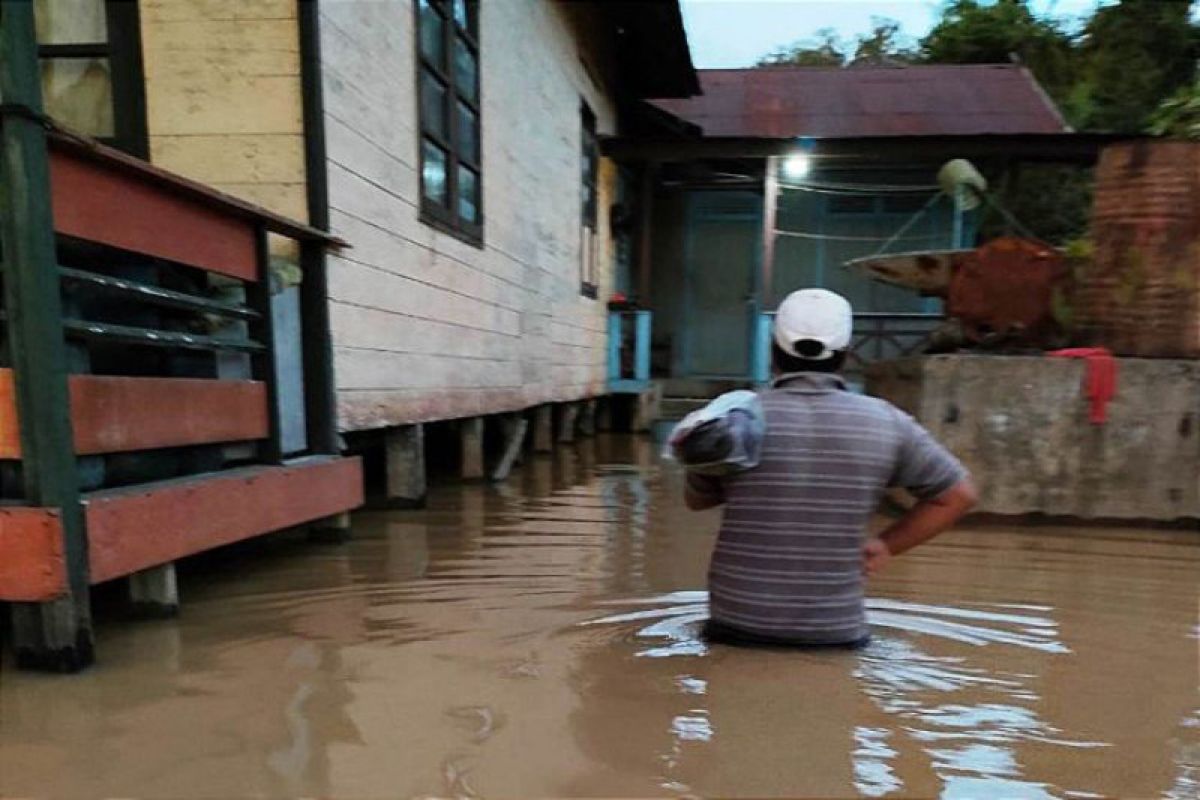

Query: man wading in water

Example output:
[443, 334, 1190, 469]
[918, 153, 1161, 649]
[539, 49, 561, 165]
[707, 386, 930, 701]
[686, 289, 978, 648]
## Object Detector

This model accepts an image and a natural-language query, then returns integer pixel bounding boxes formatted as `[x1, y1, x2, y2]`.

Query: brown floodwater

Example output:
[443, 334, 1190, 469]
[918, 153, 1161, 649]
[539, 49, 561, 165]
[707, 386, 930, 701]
[1, 435, 1197, 799]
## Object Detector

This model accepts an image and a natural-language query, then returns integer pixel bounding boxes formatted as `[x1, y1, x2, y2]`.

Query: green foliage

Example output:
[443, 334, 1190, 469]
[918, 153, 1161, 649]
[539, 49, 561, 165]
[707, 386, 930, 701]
[757, 28, 845, 67]
[851, 18, 918, 66]
[979, 164, 1094, 247]
[919, 0, 1077, 105]
[1077, 0, 1198, 133]
[1147, 80, 1200, 138]
[756, 19, 916, 68]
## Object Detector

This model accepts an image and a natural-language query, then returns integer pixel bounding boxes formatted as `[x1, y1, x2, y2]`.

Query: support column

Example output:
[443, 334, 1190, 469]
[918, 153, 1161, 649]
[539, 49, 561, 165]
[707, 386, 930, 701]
[1, 5, 93, 671]
[579, 399, 598, 437]
[632, 386, 661, 433]
[558, 403, 580, 444]
[460, 417, 484, 480]
[385, 424, 426, 508]
[490, 414, 528, 483]
[532, 406, 553, 453]
[309, 511, 353, 543]
[597, 398, 614, 432]
[128, 563, 180, 618]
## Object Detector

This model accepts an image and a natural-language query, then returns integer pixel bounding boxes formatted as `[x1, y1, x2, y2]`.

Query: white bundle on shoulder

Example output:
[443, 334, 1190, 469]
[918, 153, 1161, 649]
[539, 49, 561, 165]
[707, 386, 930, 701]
[664, 390, 765, 476]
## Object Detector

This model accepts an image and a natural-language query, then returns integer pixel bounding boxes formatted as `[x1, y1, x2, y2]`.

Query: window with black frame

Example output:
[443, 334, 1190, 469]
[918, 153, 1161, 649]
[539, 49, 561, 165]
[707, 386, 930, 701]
[416, 0, 482, 244]
[580, 102, 598, 298]
[34, 0, 148, 157]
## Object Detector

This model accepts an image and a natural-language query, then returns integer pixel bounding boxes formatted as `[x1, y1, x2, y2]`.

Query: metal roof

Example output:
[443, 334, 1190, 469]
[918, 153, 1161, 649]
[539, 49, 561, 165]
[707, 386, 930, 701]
[651, 65, 1070, 138]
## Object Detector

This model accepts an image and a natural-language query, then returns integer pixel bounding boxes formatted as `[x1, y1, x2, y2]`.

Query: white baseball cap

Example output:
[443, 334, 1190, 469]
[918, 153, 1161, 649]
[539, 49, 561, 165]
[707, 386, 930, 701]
[773, 289, 853, 360]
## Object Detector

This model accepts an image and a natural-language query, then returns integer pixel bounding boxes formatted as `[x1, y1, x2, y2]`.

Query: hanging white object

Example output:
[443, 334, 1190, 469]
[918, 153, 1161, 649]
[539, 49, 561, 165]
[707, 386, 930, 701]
[937, 159, 987, 211]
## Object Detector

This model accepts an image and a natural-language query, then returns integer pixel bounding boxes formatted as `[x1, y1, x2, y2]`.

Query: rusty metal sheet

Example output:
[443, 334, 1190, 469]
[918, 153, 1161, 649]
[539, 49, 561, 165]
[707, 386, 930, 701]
[947, 237, 1069, 346]
[653, 65, 1069, 138]
[845, 249, 971, 296]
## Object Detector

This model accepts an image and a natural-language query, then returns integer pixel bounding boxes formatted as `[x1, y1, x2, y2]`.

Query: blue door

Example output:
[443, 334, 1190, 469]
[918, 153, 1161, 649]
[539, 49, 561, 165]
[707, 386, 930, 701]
[682, 191, 762, 379]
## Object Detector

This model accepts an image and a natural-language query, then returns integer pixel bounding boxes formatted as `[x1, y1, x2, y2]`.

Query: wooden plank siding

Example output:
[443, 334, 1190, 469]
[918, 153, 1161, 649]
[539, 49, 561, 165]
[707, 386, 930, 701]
[320, 0, 616, 430]
[85, 455, 363, 583]
[48, 146, 259, 281]
[0, 370, 268, 457]
[0, 508, 66, 602]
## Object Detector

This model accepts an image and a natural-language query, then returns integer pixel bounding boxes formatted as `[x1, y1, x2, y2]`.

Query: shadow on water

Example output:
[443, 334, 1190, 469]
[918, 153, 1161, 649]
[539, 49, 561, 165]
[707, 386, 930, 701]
[0, 435, 1196, 799]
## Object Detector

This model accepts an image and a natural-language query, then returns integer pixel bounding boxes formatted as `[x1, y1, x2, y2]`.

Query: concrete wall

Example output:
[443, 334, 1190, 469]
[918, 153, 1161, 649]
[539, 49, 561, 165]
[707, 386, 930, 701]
[139, 0, 308, 222]
[866, 355, 1200, 522]
[319, 0, 618, 432]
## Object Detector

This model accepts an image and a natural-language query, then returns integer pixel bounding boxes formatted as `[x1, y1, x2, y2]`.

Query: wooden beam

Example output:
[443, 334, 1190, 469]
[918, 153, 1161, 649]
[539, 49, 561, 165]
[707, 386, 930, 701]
[0, 2, 94, 670]
[48, 147, 258, 281]
[85, 456, 364, 584]
[70, 375, 268, 454]
[0, 370, 268, 457]
[0, 508, 66, 602]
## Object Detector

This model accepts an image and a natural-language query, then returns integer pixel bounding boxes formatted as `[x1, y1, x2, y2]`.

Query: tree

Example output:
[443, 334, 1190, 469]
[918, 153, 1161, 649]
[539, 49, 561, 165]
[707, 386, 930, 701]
[757, 28, 845, 68]
[1076, 0, 1198, 133]
[850, 18, 918, 66]
[1148, 80, 1200, 138]
[757, 19, 917, 68]
[919, 0, 1077, 108]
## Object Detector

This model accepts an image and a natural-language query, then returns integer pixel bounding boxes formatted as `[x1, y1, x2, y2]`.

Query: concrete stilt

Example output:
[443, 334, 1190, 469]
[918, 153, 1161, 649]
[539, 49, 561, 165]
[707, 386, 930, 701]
[632, 386, 661, 433]
[385, 424, 426, 508]
[309, 511, 353, 543]
[579, 399, 598, 437]
[491, 415, 529, 482]
[532, 406, 553, 453]
[460, 417, 485, 480]
[128, 563, 180, 618]
[558, 403, 580, 444]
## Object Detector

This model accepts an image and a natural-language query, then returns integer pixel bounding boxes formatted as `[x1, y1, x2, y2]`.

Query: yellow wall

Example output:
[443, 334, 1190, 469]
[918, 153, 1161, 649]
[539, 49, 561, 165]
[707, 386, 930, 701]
[139, 0, 308, 224]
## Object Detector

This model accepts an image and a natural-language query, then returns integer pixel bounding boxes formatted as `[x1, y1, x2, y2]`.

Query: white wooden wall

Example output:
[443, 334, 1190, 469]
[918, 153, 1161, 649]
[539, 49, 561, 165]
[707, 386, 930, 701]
[319, 0, 617, 431]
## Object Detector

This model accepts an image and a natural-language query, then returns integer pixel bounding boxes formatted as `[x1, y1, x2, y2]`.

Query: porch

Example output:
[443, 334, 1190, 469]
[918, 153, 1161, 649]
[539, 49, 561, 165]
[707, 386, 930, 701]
[0, 7, 361, 671]
[605, 154, 979, 402]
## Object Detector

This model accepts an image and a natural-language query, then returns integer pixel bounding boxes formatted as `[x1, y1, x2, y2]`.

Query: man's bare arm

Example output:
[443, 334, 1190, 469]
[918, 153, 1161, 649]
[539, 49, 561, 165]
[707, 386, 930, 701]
[878, 478, 978, 557]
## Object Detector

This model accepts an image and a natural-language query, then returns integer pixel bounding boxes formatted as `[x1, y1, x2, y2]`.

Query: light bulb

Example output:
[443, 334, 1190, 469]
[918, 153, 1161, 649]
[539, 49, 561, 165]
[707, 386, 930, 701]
[782, 153, 810, 180]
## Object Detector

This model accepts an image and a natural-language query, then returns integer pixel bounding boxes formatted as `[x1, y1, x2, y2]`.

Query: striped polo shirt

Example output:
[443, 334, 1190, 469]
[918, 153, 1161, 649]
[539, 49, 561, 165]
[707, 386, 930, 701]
[688, 372, 967, 645]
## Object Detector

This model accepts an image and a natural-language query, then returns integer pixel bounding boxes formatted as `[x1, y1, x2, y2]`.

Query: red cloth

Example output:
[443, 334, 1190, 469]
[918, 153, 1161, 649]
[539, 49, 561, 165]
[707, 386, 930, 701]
[1047, 348, 1117, 424]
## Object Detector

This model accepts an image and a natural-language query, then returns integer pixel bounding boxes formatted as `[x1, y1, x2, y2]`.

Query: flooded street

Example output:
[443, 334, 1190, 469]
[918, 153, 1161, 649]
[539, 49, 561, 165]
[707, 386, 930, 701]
[1, 436, 1197, 799]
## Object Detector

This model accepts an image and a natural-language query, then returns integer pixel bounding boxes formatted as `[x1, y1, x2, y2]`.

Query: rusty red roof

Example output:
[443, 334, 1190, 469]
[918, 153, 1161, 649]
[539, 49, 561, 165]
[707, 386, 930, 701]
[651, 65, 1070, 138]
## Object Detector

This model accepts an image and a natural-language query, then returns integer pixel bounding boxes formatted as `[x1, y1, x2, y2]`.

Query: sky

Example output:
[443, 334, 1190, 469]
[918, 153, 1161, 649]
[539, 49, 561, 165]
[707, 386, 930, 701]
[679, 0, 1115, 68]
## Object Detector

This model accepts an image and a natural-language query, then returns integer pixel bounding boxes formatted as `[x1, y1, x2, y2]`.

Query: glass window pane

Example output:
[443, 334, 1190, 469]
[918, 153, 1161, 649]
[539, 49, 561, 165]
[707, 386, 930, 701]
[40, 57, 114, 137]
[420, 70, 448, 139]
[458, 165, 479, 224]
[452, 0, 468, 28]
[419, 0, 445, 68]
[422, 139, 449, 206]
[454, 38, 478, 103]
[34, 0, 107, 45]
[456, 100, 478, 163]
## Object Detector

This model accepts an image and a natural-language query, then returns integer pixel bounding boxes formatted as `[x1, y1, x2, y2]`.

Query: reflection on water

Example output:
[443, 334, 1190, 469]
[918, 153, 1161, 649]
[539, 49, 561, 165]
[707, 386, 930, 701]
[0, 435, 1196, 799]
[583, 590, 1106, 797]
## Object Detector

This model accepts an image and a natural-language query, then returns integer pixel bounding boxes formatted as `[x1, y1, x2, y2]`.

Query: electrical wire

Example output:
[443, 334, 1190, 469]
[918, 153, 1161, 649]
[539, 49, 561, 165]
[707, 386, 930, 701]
[774, 228, 952, 244]
[779, 180, 940, 195]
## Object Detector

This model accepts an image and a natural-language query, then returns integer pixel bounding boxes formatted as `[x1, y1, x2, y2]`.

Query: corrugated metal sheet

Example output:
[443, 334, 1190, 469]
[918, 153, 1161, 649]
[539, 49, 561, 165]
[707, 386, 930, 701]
[651, 65, 1070, 138]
